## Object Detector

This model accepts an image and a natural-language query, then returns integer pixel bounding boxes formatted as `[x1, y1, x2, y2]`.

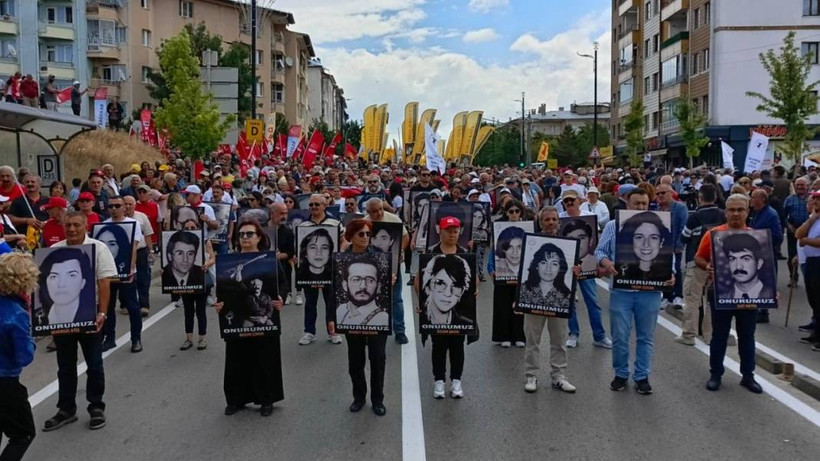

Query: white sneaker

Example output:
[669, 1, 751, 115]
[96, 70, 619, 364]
[674, 335, 695, 346]
[524, 376, 538, 393]
[298, 333, 316, 345]
[174, 299, 183, 309]
[285, 293, 292, 305]
[500, 341, 511, 348]
[593, 337, 613, 349]
[673, 297, 684, 308]
[660, 299, 671, 309]
[207, 294, 216, 306]
[433, 380, 445, 399]
[329, 334, 343, 345]
[295, 293, 303, 305]
[552, 378, 577, 393]
[451, 379, 464, 398]
[514, 341, 525, 348]
[565, 334, 578, 348]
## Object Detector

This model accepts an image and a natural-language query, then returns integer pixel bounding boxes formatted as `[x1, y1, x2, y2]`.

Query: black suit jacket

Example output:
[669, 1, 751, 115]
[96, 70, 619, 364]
[162, 265, 205, 289]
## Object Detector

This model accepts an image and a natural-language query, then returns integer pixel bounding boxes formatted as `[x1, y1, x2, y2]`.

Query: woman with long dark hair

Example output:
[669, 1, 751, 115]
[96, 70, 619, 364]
[519, 242, 571, 309]
[616, 211, 673, 282]
[297, 227, 334, 284]
[213, 219, 286, 417]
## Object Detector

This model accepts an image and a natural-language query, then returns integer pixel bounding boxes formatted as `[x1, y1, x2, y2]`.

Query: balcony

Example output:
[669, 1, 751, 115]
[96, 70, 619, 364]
[0, 15, 17, 35]
[39, 61, 75, 79]
[0, 56, 18, 75]
[661, 0, 689, 22]
[660, 75, 688, 102]
[90, 78, 122, 98]
[661, 31, 689, 50]
[270, 67, 285, 83]
[660, 118, 680, 134]
[86, 1, 121, 21]
[271, 31, 285, 52]
[87, 37, 122, 59]
[38, 22, 75, 41]
[618, 0, 639, 17]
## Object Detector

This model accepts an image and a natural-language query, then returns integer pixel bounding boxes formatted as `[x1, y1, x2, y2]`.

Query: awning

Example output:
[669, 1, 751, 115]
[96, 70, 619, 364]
[648, 148, 667, 157]
[0, 102, 96, 142]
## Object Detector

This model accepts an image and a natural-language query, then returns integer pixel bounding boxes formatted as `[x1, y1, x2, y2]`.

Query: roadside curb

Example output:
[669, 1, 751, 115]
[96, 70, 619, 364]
[755, 350, 784, 375]
[664, 305, 684, 322]
[792, 374, 820, 402]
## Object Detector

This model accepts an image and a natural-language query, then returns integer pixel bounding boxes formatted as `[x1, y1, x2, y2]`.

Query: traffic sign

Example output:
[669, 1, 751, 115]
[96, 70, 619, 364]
[245, 119, 264, 142]
[547, 158, 558, 169]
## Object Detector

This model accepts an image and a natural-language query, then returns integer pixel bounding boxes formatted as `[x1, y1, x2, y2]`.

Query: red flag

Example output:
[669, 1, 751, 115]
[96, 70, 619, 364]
[219, 144, 232, 156]
[55, 87, 73, 104]
[324, 132, 342, 160]
[193, 160, 205, 179]
[274, 134, 287, 158]
[345, 143, 358, 160]
[293, 136, 307, 161]
[140, 109, 153, 145]
[94, 87, 108, 100]
[301, 130, 325, 170]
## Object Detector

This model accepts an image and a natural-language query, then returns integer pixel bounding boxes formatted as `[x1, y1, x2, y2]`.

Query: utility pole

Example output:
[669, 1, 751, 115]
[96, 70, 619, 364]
[514, 92, 525, 166]
[251, 0, 257, 120]
[578, 41, 599, 147]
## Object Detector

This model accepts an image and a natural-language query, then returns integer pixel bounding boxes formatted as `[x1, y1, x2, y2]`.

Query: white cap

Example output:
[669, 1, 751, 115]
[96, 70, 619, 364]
[72, 80, 80, 86]
[470, 177, 480, 184]
[586, 187, 600, 195]
[430, 188, 443, 197]
[184, 185, 202, 195]
[500, 187, 512, 194]
[467, 189, 480, 196]
[0, 194, 9, 203]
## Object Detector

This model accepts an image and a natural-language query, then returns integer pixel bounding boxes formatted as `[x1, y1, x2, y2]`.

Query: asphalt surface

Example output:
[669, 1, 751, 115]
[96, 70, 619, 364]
[12, 257, 820, 460]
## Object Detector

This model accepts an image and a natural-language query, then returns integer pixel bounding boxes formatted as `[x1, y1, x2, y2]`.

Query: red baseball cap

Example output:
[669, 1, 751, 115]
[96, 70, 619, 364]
[439, 216, 461, 230]
[222, 182, 232, 191]
[78, 192, 95, 201]
[40, 196, 68, 211]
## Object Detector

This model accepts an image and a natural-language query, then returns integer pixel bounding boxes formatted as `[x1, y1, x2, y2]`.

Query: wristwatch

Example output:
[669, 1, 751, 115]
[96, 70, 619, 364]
[97, 312, 107, 319]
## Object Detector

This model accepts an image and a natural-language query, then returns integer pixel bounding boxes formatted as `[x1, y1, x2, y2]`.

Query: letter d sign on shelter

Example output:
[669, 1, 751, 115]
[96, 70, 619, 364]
[245, 119, 264, 143]
[38, 154, 61, 187]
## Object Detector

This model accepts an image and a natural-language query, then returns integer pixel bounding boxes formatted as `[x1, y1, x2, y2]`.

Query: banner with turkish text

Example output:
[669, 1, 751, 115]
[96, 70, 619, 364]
[286, 125, 302, 158]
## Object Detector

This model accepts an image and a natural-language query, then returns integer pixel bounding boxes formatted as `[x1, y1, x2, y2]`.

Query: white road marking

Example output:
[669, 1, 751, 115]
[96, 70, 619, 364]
[28, 301, 178, 408]
[401, 282, 427, 461]
[594, 278, 820, 428]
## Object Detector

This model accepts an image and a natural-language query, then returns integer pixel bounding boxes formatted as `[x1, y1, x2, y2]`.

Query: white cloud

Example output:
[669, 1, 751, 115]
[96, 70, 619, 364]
[462, 28, 500, 43]
[468, 0, 509, 13]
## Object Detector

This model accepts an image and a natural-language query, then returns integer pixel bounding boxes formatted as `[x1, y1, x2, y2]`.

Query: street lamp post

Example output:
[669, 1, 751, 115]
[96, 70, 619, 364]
[578, 42, 599, 148]
[250, 0, 258, 120]
[514, 92, 525, 166]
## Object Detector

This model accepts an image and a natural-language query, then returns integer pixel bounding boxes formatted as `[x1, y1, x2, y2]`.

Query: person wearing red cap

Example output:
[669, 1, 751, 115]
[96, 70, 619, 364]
[76, 192, 101, 232]
[41, 197, 68, 247]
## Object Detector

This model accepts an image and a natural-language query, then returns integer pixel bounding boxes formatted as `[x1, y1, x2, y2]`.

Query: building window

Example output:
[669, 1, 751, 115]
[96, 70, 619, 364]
[704, 2, 711, 23]
[652, 72, 659, 92]
[141, 66, 151, 83]
[0, 0, 15, 17]
[692, 52, 699, 75]
[653, 34, 659, 53]
[116, 27, 127, 44]
[179, 1, 193, 18]
[141, 29, 151, 47]
[644, 38, 650, 58]
[702, 96, 709, 117]
[41, 44, 73, 63]
[662, 55, 687, 86]
[46, 6, 72, 24]
[702, 48, 710, 71]
[645, 1, 652, 18]
[271, 83, 284, 103]
[256, 81, 263, 97]
[141, 0, 149, 9]
[810, 90, 820, 110]
[644, 114, 651, 133]
[0, 39, 15, 58]
[805, 0, 820, 16]
[644, 76, 650, 95]
[803, 42, 820, 64]
[693, 8, 700, 28]
[653, 111, 660, 129]
[255, 49, 263, 66]
[620, 79, 634, 104]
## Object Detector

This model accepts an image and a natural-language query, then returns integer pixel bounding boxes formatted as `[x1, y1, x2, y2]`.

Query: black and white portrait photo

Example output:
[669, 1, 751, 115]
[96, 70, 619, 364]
[91, 222, 136, 281]
[370, 221, 403, 275]
[613, 210, 673, 291]
[492, 221, 535, 283]
[295, 193, 312, 210]
[471, 202, 491, 242]
[216, 251, 280, 338]
[514, 234, 578, 318]
[418, 253, 478, 335]
[333, 252, 392, 334]
[295, 225, 339, 287]
[287, 209, 310, 233]
[559, 215, 598, 279]
[340, 212, 364, 227]
[31, 245, 98, 336]
[161, 229, 206, 294]
[206, 201, 232, 242]
[171, 205, 204, 231]
[711, 229, 777, 310]
[410, 191, 431, 231]
[425, 202, 473, 252]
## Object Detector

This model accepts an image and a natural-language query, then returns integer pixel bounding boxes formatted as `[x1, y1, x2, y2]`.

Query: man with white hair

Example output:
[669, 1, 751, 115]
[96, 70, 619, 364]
[101, 164, 119, 197]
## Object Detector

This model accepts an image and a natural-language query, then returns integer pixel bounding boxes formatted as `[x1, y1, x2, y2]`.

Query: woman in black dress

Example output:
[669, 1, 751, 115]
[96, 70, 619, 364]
[214, 219, 286, 417]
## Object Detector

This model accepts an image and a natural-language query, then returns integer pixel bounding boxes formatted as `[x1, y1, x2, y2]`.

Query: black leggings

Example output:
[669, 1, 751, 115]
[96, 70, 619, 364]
[0, 377, 35, 461]
[183, 292, 208, 336]
[431, 335, 465, 381]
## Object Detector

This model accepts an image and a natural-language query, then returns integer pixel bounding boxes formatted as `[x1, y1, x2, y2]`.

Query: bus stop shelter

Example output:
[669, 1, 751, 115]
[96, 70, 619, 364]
[0, 103, 97, 186]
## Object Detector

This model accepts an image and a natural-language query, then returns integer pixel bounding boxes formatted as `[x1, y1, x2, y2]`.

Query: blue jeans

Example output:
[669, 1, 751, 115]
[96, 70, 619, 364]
[393, 271, 405, 334]
[709, 296, 757, 378]
[212, 240, 229, 255]
[135, 248, 151, 309]
[303, 285, 333, 335]
[103, 282, 142, 343]
[569, 278, 607, 341]
[609, 290, 661, 381]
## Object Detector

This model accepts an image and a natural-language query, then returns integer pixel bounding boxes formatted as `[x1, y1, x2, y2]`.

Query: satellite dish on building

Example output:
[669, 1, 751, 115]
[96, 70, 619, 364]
[284, 56, 294, 67]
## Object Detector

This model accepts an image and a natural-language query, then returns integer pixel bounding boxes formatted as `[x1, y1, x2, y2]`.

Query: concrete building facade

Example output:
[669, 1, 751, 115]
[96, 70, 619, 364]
[307, 58, 347, 131]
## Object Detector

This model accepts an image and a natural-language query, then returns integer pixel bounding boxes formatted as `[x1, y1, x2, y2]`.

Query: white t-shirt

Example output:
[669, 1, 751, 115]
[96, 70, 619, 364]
[52, 236, 119, 281]
[130, 211, 153, 249]
[103, 216, 145, 249]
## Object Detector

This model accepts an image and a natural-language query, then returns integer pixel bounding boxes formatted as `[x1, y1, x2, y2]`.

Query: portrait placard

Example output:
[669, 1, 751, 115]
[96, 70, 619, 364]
[403, 189, 411, 223]
[613, 210, 673, 291]
[340, 212, 365, 227]
[514, 234, 578, 318]
[171, 205, 204, 231]
[425, 202, 474, 252]
[286, 209, 310, 233]
[711, 228, 777, 310]
[492, 221, 535, 284]
[471, 202, 491, 242]
[91, 221, 136, 281]
[31, 245, 98, 336]
[295, 224, 339, 287]
[160, 229, 206, 294]
[217, 252, 280, 339]
[333, 252, 392, 335]
[295, 193, 312, 210]
[206, 201, 232, 242]
[559, 215, 598, 279]
[409, 191, 431, 231]
[418, 253, 478, 335]
[370, 221, 403, 275]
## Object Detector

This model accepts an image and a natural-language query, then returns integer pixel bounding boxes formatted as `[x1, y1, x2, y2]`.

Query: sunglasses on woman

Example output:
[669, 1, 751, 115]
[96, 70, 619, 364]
[238, 231, 257, 239]
[356, 231, 371, 238]
[507, 208, 521, 214]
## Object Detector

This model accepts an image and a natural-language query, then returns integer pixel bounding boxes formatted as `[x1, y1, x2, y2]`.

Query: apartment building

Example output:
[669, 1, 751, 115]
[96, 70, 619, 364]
[611, 0, 820, 167]
[508, 102, 611, 137]
[0, 0, 89, 115]
[307, 58, 347, 131]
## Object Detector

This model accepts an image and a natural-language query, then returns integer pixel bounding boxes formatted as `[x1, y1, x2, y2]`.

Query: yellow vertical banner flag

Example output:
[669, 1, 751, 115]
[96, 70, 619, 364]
[373, 104, 387, 155]
[537, 141, 550, 162]
[471, 126, 494, 163]
[363, 105, 377, 152]
[414, 109, 437, 163]
[451, 111, 468, 158]
[403, 102, 418, 146]
[437, 139, 446, 164]
[444, 133, 454, 161]
[461, 111, 483, 157]
[547, 158, 558, 169]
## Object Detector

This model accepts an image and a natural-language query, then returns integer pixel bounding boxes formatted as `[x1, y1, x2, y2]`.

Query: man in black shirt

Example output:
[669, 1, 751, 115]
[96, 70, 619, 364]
[8, 174, 49, 237]
[70, 81, 87, 116]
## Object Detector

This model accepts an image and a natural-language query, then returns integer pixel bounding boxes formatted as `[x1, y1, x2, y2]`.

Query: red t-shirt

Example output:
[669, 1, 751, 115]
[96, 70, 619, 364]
[0, 183, 23, 201]
[42, 219, 65, 247]
[695, 224, 751, 263]
[135, 200, 160, 244]
[85, 212, 100, 232]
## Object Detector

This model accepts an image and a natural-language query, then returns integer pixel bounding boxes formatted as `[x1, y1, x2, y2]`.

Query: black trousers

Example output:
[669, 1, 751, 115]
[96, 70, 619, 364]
[806, 257, 820, 341]
[54, 333, 106, 414]
[431, 335, 465, 381]
[182, 292, 208, 335]
[0, 377, 35, 461]
[346, 335, 387, 405]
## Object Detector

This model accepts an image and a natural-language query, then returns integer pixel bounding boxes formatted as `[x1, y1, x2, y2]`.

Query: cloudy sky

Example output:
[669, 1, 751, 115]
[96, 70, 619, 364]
[271, 0, 611, 141]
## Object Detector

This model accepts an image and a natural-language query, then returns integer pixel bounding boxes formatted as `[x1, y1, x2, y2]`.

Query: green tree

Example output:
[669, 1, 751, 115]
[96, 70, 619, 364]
[309, 119, 335, 144]
[747, 32, 820, 161]
[474, 126, 519, 166]
[674, 95, 710, 169]
[574, 122, 611, 166]
[219, 42, 255, 123]
[342, 119, 362, 149]
[147, 23, 222, 105]
[274, 115, 290, 136]
[154, 30, 234, 160]
[624, 98, 645, 167]
[551, 126, 579, 166]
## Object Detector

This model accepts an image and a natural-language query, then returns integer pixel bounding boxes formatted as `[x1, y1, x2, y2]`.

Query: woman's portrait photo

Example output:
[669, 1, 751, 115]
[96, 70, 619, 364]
[296, 225, 338, 286]
[32, 245, 98, 335]
[418, 253, 477, 334]
[492, 221, 535, 282]
[559, 216, 598, 279]
[92, 222, 136, 281]
[515, 235, 577, 318]
[472, 202, 491, 242]
[614, 210, 673, 291]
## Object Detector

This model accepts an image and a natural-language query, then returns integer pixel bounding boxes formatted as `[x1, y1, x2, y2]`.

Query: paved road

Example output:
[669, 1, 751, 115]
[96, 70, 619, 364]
[14, 259, 820, 460]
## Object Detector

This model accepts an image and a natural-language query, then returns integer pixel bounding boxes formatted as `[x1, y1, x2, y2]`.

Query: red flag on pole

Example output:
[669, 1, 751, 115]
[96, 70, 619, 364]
[55, 87, 73, 104]
[344, 143, 358, 160]
[324, 132, 342, 160]
[293, 135, 307, 161]
[301, 130, 325, 170]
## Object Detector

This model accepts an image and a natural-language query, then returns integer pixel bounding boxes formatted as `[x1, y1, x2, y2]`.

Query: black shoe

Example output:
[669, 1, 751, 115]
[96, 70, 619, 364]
[610, 376, 627, 391]
[260, 405, 273, 417]
[395, 333, 409, 345]
[46, 340, 57, 352]
[479, 275, 486, 282]
[740, 376, 763, 394]
[224, 404, 245, 415]
[406, 277, 415, 286]
[813, 344, 820, 352]
[130, 341, 143, 353]
[635, 379, 653, 395]
[799, 335, 820, 345]
[372, 403, 387, 416]
[798, 322, 815, 332]
[101, 341, 116, 352]
[706, 376, 721, 391]
[43, 410, 77, 432]
[756, 315, 770, 324]
[349, 400, 365, 413]
[89, 409, 106, 430]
